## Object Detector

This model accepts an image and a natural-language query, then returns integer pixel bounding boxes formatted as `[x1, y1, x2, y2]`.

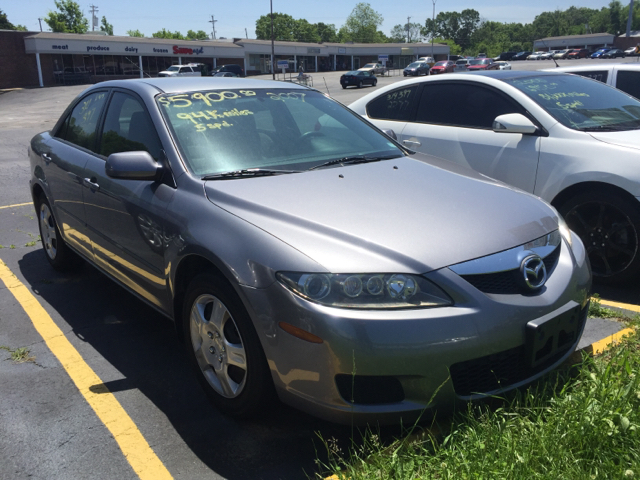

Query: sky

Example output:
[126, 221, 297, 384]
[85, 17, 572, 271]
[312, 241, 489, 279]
[4, 0, 621, 39]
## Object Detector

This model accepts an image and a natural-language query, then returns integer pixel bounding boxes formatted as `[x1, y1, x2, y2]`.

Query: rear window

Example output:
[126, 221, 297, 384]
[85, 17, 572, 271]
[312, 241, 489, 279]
[616, 70, 640, 100]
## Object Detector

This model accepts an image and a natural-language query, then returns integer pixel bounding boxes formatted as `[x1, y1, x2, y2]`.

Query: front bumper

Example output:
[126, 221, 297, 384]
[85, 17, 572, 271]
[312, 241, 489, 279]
[240, 232, 591, 425]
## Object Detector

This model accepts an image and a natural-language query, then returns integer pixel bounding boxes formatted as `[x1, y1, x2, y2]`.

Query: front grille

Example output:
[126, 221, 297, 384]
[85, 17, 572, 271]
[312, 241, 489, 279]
[449, 305, 587, 397]
[460, 245, 561, 295]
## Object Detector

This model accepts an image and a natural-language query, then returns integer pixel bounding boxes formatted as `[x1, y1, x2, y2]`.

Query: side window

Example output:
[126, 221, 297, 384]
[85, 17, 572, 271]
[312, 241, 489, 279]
[56, 91, 108, 151]
[99, 92, 163, 160]
[366, 85, 419, 121]
[416, 83, 523, 129]
[573, 70, 609, 83]
[616, 71, 640, 100]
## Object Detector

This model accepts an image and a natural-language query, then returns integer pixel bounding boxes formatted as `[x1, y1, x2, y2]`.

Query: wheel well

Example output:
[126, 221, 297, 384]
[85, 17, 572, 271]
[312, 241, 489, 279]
[31, 183, 44, 206]
[551, 182, 639, 212]
[172, 255, 227, 340]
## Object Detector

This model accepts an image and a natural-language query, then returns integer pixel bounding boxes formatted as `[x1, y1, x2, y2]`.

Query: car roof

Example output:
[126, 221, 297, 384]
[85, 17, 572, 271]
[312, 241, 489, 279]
[543, 63, 640, 74]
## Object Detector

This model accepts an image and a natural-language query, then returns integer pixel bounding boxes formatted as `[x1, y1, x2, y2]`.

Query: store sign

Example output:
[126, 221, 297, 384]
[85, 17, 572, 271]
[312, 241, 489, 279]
[173, 45, 204, 55]
[338, 48, 346, 54]
[307, 47, 320, 54]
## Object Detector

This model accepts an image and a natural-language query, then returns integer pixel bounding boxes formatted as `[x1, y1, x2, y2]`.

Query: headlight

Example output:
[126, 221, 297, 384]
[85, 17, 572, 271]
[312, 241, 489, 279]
[276, 272, 453, 309]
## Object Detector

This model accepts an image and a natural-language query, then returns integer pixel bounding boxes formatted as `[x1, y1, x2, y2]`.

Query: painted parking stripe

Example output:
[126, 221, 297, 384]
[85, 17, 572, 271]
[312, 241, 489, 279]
[0, 260, 173, 480]
[0, 202, 31, 210]
[590, 327, 635, 355]
[599, 299, 640, 314]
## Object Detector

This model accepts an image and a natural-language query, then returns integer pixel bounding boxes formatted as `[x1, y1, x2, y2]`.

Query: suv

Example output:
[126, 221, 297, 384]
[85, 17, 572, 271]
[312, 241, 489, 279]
[543, 63, 640, 99]
[497, 52, 517, 60]
[212, 64, 245, 77]
[158, 63, 206, 77]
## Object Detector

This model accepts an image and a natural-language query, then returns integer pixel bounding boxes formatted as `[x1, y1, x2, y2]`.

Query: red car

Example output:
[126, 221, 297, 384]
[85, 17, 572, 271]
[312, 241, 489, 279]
[567, 49, 590, 59]
[430, 60, 455, 74]
[466, 58, 499, 71]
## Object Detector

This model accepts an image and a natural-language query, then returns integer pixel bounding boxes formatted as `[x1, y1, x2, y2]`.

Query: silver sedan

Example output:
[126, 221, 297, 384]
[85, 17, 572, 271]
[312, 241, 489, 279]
[29, 78, 590, 425]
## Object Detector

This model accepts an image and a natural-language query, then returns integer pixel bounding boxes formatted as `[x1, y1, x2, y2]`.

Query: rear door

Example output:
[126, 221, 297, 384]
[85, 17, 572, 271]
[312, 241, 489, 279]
[362, 83, 421, 141]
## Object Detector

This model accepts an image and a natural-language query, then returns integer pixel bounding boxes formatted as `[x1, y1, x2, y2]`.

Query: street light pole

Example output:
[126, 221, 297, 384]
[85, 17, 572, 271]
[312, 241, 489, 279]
[270, 0, 275, 80]
[431, 0, 437, 61]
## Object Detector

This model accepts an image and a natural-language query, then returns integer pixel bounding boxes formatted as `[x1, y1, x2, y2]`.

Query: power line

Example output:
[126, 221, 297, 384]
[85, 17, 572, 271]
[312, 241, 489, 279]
[209, 15, 217, 40]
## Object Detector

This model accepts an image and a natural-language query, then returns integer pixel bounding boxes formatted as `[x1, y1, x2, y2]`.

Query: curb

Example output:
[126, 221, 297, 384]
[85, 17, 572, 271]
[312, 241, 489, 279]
[598, 298, 640, 318]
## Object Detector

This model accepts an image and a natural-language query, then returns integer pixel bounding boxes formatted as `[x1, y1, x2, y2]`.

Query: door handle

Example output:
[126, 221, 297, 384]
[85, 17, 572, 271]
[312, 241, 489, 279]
[403, 139, 421, 147]
[83, 177, 100, 191]
[41, 153, 52, 164]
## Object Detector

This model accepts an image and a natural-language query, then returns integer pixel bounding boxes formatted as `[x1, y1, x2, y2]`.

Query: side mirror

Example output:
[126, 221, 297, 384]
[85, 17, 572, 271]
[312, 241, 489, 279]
[493, 113, 538, 135]
[105, 151, 162, 181]
[382, 129, 397, 140]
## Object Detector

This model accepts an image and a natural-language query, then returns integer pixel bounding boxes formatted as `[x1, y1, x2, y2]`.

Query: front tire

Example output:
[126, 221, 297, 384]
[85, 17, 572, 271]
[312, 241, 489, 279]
[372, 79, 377, 86]
[36, 194, 83, 271]
[357, 81, 363, 89]
[559, 190, 640, 284]
[182, 273, 275, 418]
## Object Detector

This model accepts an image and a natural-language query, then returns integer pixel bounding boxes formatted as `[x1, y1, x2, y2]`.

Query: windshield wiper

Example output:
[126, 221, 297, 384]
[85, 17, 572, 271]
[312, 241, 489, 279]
[202, 168, 302, 180]
[307, 154, 399, 171]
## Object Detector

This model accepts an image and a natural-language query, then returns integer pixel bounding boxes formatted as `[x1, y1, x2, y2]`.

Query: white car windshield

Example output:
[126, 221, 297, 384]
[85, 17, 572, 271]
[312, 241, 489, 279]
[362, 64, 376, 68]
[506, 74, 640, 132]
[157, 89, 404, 176]
[166, 66, 180, 72]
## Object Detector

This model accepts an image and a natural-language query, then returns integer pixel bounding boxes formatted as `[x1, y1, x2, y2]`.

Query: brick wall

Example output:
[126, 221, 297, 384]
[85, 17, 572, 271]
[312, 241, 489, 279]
[0, 30, 41, 89]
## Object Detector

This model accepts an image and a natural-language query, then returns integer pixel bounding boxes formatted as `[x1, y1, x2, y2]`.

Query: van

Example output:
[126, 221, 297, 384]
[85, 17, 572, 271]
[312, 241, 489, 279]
[417, 56, 435, 67]
[544, 63, 640, 99]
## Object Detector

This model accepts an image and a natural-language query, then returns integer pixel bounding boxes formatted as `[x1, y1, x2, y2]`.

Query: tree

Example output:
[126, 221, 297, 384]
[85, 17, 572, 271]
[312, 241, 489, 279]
[316, 23, 338, 43]
[100, 16, 113, 35]
[152, 28, 185, 40]
[0, 9, 26, 30]
[424, 9, 480, 51]
[390, 22, 422, 43]
[44, 0, 89, 33]
[186, 29, 209, 40]
[127, 29, 144, 37]
[255, 12, 298, 41]
[343, 3, 385, 43]
[432, 37, 462, 55]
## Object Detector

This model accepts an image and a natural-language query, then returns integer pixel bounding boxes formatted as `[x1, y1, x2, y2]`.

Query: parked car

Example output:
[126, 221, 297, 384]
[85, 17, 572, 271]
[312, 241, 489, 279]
[340, 70, 377, 88]
[213, 72, 238, 77]
[476, 53, 487, 58]
[495, 61, 512, 70]
[526, 51, 547, 60]
[454, 59, 471, 72]
[601, 48, 626, 58]
[417, 56, 436, 67]
[624, 46, 639, 56]
[590, 48, 611, 58]
[567, 48, 590, 59]
[28, 77, 591, 425]
[511, 51, 532, 61]
[211, 64, 245, 77]
[358, 63, 387, 75]
[553, 50, 573, 59]
[543, 63, 640, 99]
[403, 61, 430, 76]
[158, 63, 205, 77]
[497, 51, 517, 60]
[350, 71, 640, 284]
[430, 60, 455, 74]
[466, 58, 499, 71]
[538, 51, 559, 60]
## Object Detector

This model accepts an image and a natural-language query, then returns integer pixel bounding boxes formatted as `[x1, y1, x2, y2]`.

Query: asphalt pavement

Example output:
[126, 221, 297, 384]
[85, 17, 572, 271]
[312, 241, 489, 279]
[1, 58, 638, 479]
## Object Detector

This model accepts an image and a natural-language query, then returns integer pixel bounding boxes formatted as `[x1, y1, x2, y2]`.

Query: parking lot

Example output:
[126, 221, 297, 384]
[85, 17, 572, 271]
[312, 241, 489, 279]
[1, 57, 639, 479]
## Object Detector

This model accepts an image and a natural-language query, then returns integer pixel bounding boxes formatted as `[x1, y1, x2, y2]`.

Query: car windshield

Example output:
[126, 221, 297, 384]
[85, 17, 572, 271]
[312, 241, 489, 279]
[407, 62, 421, 68]
[505, 74, 640, 131]
[157, 88, 404, 176]
[345, 71, 359, 75]
[166, 66, 180, 72]
[362, 64, 376, 68]
[434, 61, 447, 66]
[469, 59, 487, 65]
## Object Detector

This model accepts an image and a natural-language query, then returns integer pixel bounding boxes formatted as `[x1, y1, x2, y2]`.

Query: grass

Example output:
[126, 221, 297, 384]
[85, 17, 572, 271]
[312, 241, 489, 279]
[316, 313, 640, 479]
[0, 345, 36, 363]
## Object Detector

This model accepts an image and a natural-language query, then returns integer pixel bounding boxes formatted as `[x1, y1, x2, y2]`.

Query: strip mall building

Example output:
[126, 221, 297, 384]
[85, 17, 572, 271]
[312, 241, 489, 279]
[1, 30, 450, 89]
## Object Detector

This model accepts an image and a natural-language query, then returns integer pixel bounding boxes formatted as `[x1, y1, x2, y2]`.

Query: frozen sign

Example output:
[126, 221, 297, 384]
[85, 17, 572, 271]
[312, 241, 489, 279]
[173, 45, 204, 55]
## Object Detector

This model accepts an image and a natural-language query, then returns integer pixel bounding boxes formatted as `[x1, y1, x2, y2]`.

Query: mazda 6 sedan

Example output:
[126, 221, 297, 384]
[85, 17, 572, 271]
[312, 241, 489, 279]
[29, 77, 590, 425]
[349, 71, 640, 284]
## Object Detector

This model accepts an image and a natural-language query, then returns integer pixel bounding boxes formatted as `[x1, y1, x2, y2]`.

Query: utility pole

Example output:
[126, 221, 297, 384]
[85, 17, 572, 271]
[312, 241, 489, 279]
[209, 15, 217, 39]
[406, 16, 411, 43]
[627, 0, 635, 38]
[245, 27, 248, 39]
[431, 0, 437, 61]
[89, 5, 98, 31]
[270, 0, 275, 79]
[38, 17, 43, 32]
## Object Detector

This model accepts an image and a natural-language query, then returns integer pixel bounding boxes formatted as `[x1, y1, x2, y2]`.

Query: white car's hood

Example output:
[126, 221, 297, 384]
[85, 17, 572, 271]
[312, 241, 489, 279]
[589, 130, 640, 152]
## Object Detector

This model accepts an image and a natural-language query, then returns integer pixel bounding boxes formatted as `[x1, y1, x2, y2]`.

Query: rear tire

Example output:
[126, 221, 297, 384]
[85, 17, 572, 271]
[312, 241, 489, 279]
[357, 81, 363, 89]
[182, 273, 275, 418]
[36, 194, 83, 271]
[559, 190, 640, 284]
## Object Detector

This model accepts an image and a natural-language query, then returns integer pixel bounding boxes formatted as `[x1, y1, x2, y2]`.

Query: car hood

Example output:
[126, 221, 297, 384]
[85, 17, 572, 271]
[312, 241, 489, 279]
[204, 155, 557, 274]
[589, 130, 640, 151]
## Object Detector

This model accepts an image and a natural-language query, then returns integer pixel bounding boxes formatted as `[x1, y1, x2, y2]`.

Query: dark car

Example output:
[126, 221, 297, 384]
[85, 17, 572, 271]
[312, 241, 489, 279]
[403, 61, 430, 76]
[466, 59, 499, 71]
[497, 52, 517, 60]
[213, 72, 238, 77]
[601, 48, 626, 58]
[211, 64, 245, 77]
[511, 51, 532, 61]
[590, 48, 611, 58]
[567, 49, 590, 59]
[340, 70, 377, 88]
[430, 60, 455, 74]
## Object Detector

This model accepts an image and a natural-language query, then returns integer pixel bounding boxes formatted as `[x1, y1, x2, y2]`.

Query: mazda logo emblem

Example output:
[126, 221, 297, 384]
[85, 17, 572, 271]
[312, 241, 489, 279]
[520, 254, 547, 291]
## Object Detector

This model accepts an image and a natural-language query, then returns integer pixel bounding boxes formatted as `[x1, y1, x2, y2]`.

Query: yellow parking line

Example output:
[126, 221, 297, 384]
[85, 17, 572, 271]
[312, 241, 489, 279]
[0, 202, 31, 210]
[598, 299, 640, 314]
[0, 260, 172, 480]
[590, 327, 635, 356]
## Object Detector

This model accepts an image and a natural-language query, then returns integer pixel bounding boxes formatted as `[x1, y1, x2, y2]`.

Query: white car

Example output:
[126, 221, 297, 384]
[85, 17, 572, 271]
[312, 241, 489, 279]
[158, 63, 205, 77]
[624, 46, 639, 56]
[495, 61, 512, 70]
[349, 71, 640, 284]
[527, 51, 547, 60]
[539, 50, 559, 60]
[543, 64, 640, 100]
[358, 63, 387, 75]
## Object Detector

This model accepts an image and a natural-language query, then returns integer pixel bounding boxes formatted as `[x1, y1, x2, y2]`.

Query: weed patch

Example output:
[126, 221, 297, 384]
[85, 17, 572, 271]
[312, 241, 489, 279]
[0, 345, 36, 364]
